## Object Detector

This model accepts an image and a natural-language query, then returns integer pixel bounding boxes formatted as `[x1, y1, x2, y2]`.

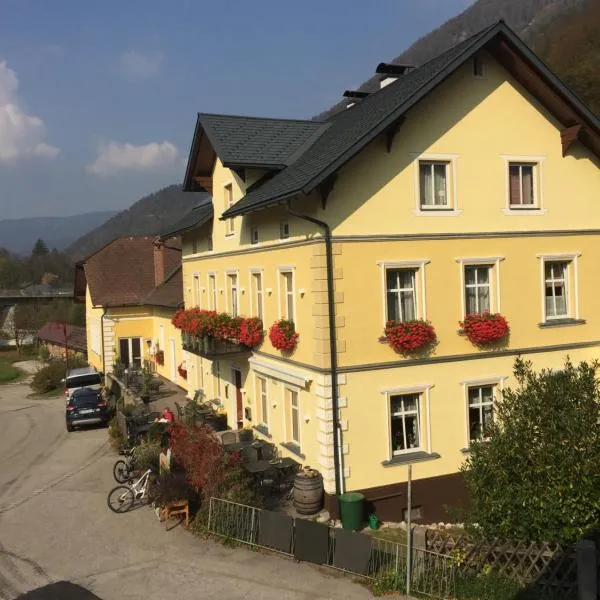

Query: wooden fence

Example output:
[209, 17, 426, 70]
[425, 530, 578, 599]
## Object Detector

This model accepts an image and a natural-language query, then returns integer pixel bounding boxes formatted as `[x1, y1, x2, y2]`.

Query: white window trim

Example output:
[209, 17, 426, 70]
[411, 153, 462, 216]
[456, 257, 504, 318]
[207, 271, 218, 311]
[501, 155, 547, 215]
[249, 268, 265, 321]
[224, 181, 235, 236]
[255, 374, 269, 429]
[537, 253, 581, 321]
[284, 384, 301, 447]
[225, 269, 240, 316]
[461, 377, 507, 448]
[377, 260, 430, 324]
[381, 384, 433, 457]
[277, 266, 296, 323]
[192, 272, 201, 307]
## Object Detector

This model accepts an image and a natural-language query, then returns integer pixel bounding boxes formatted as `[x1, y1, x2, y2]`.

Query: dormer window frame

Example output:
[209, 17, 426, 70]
[224, 182, 235, 236]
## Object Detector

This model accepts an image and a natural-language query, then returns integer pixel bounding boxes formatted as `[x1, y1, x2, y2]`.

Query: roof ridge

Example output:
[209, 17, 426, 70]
[198, 112, 320, 125]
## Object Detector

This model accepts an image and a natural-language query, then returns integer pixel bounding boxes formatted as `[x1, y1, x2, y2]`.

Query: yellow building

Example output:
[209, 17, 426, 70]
[172, 21, 600, 522]
[74, 236, 187, 388]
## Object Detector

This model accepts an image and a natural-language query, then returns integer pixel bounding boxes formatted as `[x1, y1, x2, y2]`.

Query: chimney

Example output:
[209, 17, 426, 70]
[153, 240, 165, 287]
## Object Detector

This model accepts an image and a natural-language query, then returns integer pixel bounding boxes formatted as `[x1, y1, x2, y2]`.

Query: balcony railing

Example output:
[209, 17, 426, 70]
[182, 332, 251, 358]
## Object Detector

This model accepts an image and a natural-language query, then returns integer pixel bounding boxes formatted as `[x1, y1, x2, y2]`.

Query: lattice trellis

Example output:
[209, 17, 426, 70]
[426, 530, 577, 599]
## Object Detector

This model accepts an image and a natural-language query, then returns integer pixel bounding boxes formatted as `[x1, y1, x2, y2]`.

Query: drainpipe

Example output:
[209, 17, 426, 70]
[286, 205, 342, 497]
[100, 307, 107, 377]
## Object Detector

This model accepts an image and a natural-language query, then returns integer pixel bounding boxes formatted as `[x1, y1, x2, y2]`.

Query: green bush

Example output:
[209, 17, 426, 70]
[38, 346, 50, 361]
[108, 417, 126, 453]
[462, 357, 600, 544]
[30, 361, 66, 393]
[133, 440, 161, 473]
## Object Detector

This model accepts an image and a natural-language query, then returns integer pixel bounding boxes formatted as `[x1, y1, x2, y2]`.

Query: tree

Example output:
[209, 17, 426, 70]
[462, 357, 600, 544]
[31, 239, 49, 256]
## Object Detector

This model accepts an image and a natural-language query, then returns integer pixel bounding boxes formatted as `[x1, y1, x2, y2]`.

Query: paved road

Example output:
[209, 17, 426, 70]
[0, 382, 376, 600]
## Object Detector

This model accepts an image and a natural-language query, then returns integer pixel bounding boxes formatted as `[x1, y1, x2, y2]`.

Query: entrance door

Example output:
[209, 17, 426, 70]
[170, 338, 177, 381]
[119, 337, 142, 368]
[233, 368, 243, 429]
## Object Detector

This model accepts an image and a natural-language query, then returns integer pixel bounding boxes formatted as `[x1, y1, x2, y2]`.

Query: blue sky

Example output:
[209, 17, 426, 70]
[0, 0, 474, 220]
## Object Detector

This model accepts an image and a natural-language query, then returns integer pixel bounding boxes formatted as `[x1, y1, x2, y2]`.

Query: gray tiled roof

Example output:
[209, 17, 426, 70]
[159, 200, 213, 240]
[223, 21, 600, 218]
[198, 114, 328, 169]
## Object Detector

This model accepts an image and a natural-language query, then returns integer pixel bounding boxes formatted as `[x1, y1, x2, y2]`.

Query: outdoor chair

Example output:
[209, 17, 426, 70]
[220, 431, 237, 445]
[241, 446, 258, 463]
[261, 444, 276, 461]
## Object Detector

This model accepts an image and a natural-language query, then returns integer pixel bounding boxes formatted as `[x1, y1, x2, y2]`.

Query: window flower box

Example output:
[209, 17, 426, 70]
[269, 319, 299, 352]
[380, 319, 436, 355]
[177, 363, 187, 379]
[460, 312, 509, 346]
[155, 350, 164, 366]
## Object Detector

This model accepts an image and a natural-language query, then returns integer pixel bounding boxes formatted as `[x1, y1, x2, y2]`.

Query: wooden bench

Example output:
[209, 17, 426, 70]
[160, 500, 189, 530]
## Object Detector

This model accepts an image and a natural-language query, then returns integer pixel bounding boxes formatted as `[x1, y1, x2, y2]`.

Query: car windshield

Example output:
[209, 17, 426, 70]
[66, 375, 101, 388]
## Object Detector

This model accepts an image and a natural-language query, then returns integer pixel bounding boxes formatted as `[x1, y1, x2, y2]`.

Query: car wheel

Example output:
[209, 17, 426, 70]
[66, 422, 74, 432]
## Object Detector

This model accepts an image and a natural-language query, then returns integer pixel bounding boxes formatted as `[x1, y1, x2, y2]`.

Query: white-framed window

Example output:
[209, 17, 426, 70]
[464, 265, 491, 315]
[250, 227, 259, 245]
[538, 253, 581, 322]
[502, 156, 545, 214]
[251, 270, 264, 321]
[386, 268, 416, 322]
[279, 268, 295, 322]
[413, 154, 460, 215]
[381, 384, 433, 459]
[280, 222, 290, 239]
[227, 272, 239, 316]
[90, 318, 102, 356]
[457, 257, 504, 318]
[256, 375, 269, 431]
[390, 394, 421, 455]
[193, 273, 201, 307]
[467, 385, 495, 442]
[285, 387, 300, 447]
[208, 273, 217, 310]
[224, 183, 234, 235]
[378, 260, 429, 324]
[461, 377, 506, 448]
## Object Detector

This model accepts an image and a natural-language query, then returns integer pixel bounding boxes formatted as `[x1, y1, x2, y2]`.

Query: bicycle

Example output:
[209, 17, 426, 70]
[107, 469, 155, 513]
[113, 448, 136, 483]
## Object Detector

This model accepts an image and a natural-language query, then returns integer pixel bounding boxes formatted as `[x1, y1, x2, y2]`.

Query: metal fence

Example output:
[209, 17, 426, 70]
[207, 497, 455, 599]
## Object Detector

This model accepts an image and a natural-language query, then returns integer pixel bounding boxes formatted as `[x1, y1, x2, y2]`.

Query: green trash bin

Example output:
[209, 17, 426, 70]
[338, 492, 365, 530]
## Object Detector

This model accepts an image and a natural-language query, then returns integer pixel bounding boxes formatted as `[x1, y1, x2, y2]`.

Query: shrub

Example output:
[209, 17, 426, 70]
[454, 571, 534, 600]
[108, 417, 126, 453]
[133, 440, 161, 473]
[382, 319, 436, 355]
[462, 357, 600, 544]
[30, 361, 66, 393]
[38, 346, 50, 361]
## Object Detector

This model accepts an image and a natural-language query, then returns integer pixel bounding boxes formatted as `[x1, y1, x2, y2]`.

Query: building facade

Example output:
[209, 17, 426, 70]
[172, 22, 600, 522]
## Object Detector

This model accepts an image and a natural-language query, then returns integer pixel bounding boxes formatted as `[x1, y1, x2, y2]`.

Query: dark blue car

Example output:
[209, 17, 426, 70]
[66, 387, 111, 432]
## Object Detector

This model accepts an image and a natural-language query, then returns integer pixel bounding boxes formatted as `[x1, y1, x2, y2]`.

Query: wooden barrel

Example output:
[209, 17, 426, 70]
[293, 468, 324, 515]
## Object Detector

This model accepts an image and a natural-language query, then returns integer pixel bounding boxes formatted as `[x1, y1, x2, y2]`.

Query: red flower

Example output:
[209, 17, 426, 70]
[177, 363, 187, 379]
[239, 317, 264, 348]
[155, 350, 164, 366]
[460, 312, 509, 346]
[269, 320, 299, 352]
[382, 320, 436, 355]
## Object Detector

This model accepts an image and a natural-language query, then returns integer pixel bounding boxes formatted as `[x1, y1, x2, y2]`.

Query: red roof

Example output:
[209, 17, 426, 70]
[36, 322, 87, 353]
[77, 236, 181, 307]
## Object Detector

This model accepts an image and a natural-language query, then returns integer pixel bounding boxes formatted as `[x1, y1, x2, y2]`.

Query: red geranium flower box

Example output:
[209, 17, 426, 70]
[269, 320, 299, 352]
[177, 364, 187, 379]
[155, 350, 164, 366]
[460, 312, 509, 346]
[381, 319, 436, 355]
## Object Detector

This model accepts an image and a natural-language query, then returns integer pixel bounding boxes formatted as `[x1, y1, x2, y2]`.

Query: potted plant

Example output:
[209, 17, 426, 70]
[140, 368, 153, 405]
[155, 350, 164, 366]
[177, 363, 188, 379]
[380, 319, 436, 355]
[269, 319, 299, 352]
[460, 312, 509, 346]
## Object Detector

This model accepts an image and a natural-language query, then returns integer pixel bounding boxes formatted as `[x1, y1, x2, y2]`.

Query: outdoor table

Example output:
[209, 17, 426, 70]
[133, 422, 152, 435]
[223, 440, 253, 453]
[243, 460, 271, 474]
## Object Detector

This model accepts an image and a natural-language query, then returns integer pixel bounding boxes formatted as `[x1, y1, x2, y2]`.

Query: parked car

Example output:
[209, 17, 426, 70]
[63, 366, 102, 402]
[66, 387, 111, 432]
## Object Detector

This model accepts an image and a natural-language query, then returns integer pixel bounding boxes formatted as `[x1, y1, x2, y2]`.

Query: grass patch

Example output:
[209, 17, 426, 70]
[366, 525, 408, 544]
[0, 359, 24, 383]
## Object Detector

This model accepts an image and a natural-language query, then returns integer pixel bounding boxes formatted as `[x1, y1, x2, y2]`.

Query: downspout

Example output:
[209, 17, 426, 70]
[100, 307, 107, 377]
[286, 205, 342, 497]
